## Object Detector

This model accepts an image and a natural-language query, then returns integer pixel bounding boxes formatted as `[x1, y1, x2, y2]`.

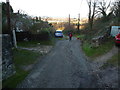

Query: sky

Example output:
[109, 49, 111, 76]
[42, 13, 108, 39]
[1, 0, 115, 18]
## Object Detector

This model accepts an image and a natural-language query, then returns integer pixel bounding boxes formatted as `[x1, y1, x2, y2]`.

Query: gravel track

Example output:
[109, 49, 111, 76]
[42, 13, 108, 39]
[17, 38, 99, 88]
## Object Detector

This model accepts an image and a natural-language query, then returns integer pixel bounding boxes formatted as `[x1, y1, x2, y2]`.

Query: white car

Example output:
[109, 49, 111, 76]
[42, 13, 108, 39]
[54, 30, 63, 38]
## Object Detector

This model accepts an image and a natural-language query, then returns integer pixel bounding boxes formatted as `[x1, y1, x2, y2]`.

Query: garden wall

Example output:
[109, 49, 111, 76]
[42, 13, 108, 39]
[2, 34, 15, 80]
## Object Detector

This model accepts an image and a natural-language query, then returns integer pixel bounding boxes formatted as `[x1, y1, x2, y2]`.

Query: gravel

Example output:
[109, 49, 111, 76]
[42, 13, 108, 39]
[17, 38, 98, 88]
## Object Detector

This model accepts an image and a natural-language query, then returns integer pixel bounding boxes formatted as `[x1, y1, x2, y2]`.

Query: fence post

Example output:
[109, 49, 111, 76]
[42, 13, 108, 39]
[12, 30, 17, 48]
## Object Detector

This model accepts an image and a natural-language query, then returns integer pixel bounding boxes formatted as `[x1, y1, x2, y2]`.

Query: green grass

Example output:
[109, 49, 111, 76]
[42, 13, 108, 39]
[100, 53, 119, 69]
[13, 49, 40, 65]
[3, 38, 55, 88]
[17, 39, 54, 47]
[76, 35, 85, 39]
[3, 69, 29, 88]
[57, 38, 64, 40]
[82, 38, 114, 59]
[2, 49, 40, 88]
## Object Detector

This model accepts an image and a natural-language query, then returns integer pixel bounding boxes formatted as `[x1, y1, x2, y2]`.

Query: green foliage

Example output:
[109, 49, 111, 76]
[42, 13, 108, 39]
[30, 23, 42, 33]
[20, 15, 33, 31]
[11, 13, 33, 31]
[29, 22, 55, 41]
[30, 22, 54, 34]
[3, 49, 40, 88]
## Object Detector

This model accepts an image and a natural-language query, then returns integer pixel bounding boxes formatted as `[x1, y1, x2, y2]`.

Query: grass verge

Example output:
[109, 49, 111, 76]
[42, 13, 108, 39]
[2, 49, 40, 88]
[100, 52, 119, 69]
[82, 38, 114, 59]
[17, 39, 55, 47]
[75, 35, 85, 39]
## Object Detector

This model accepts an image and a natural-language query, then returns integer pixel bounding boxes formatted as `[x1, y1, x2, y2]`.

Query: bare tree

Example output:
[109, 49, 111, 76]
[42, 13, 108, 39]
[86, 0, 98, 30]
[112, 0, 120, 22]
[97, 0, 113, 20]
[87, 0, 91, 23]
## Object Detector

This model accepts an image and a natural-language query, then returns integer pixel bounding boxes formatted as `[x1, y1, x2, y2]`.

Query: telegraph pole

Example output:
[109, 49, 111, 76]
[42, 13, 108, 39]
[6, 0, 11, 35]
[78, 13, 80, 31]
[6, 0, 14, 46]
[69, 14, 70, 26]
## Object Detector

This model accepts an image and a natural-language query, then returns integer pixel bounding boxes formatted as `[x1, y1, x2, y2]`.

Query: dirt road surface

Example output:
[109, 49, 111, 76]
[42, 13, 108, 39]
[17, 38, 99, 88]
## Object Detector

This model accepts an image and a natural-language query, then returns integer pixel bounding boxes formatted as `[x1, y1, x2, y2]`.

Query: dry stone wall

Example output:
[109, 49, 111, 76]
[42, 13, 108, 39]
[2, 34, 15, 80]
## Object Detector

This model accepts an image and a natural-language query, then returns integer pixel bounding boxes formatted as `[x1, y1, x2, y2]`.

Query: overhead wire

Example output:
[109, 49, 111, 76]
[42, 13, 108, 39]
[80, 0, 83, 11]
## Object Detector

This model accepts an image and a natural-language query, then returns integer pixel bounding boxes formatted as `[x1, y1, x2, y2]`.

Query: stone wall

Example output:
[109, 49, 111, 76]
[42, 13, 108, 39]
[0, 34, 2, 89]
[2, 34, 15, 80]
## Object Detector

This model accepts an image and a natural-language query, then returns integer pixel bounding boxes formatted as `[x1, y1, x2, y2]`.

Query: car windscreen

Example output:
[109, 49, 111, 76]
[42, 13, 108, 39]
[56, 31, 62, 33]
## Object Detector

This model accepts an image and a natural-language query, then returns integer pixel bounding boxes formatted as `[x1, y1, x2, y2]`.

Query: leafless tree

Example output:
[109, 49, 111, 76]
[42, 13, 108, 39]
[86, 0, 98, 30]
[112, 0, 120, 21]
[97, 0, 113, 20]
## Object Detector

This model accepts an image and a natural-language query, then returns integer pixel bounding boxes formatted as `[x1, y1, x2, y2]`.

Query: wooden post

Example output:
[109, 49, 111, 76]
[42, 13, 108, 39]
[69, 14, 70, 26]
[12, 30, 17, 48]
[78, 14, 80, 31]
